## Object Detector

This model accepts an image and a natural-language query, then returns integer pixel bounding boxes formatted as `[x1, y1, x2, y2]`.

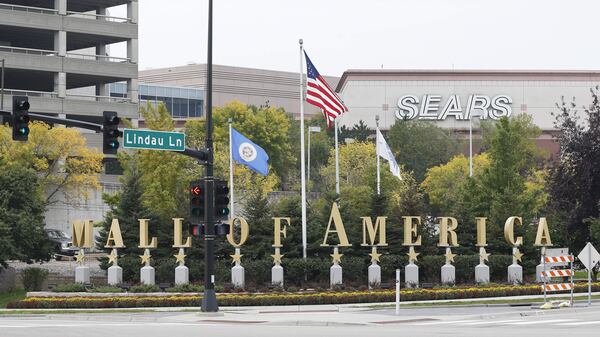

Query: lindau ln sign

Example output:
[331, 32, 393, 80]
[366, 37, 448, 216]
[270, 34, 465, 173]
[123, 128, 185, 151]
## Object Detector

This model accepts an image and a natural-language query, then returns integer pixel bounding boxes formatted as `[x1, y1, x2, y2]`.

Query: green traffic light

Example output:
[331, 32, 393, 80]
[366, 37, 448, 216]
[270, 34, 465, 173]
[18, 127, 29, 136]
[108, 141, 119, 149]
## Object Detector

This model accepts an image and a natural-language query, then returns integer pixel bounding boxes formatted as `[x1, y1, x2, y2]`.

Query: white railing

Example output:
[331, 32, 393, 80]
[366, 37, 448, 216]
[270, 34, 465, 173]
[66, 52, 132, 63]
[66, 11, 131, 23]
[0, 3, 58, 15]
[67, 93, 129, 103]
[0, 45, 57, 56]
[1, 89, 58, 98]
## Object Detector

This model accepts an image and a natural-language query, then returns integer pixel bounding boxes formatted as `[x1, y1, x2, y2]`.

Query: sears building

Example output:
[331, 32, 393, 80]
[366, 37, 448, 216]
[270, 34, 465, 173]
[335, 70, 600, 154]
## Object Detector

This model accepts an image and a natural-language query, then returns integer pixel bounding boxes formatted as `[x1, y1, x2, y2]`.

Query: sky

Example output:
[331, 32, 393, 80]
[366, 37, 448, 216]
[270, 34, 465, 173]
[114, 0, 599, 76]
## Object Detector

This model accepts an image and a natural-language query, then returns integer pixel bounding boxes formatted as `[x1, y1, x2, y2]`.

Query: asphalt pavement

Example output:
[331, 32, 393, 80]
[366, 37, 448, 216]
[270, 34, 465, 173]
[1, 304, 600, 337]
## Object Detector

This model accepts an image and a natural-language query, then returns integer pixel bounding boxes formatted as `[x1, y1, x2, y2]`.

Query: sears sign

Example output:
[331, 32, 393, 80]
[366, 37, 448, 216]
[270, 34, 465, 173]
[395, 94, 512, 121]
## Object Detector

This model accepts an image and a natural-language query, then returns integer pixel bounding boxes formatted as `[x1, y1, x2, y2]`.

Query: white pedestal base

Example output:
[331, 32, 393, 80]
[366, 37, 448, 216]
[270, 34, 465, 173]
[107, 265, 122, 286]
[232, 264, 245, 289]
[75, 266, 90, 284]
[175, 265, 189, 285]
[141, 265, 155, 285]
[475, 264, 490, 284]
[330, 263, 342, 288]
[508, 263, 523, 285]
[536, 263, 545, 283]
[405, 263, 419, 288]
[441, 263, 455, 285]
[368, 263, 381, 288]
[271, 264, 284, 287]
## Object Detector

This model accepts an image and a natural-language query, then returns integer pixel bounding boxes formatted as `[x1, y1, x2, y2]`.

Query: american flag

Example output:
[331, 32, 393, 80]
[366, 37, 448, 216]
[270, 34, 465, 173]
[304, 51, 348, 128]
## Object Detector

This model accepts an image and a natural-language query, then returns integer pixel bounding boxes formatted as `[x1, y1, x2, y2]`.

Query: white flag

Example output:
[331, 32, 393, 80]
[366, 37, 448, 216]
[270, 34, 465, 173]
[376, 129, 402, 180]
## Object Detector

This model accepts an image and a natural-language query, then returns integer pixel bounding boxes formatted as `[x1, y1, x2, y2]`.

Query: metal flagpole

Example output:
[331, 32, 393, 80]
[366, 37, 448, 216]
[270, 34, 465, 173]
[376, 115, 381, 195]
[299, 39, 308, 260]
[228, 119, 235, 219]
[334, 118, 340, 196]
[469, 117, 473, 177]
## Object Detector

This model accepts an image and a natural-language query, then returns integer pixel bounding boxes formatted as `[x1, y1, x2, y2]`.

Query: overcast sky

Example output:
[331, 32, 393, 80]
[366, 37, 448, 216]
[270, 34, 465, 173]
[115, 0, 598, 76]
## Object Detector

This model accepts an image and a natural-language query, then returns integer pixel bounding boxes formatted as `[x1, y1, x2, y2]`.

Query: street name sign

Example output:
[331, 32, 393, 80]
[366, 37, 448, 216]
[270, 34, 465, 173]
[123, 128, 185, 151]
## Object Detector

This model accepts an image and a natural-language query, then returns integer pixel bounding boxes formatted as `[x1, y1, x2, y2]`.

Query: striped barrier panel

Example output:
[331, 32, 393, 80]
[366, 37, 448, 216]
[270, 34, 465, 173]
[544, 256, 574, 263]
[541, 269, 573, 277]
[543, 283, 574, 292]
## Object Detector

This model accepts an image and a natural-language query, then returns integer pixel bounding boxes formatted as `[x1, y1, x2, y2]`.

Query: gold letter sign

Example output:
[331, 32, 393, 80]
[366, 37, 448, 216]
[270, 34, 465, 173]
[476, 217, 488, 247]
[105, 219, 124, 248]
[504, 216, 523, 246]
[361, 216, 388, 246]
[437, 217, 459, 247]
[138, 219, 158, 248]
[534, 217, 553, 247]
[272, 217, 290, 248]
[227, 217, 249, 248]
[72, 220, 94, 248]
[402, 216, 422, 246]
[321, 203, 351, 247]
[172, 218, 192, 248]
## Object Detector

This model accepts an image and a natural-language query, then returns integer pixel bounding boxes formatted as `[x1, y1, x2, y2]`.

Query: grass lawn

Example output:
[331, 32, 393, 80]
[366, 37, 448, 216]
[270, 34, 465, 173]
[0, 289, 26, 308]
[574, 271, 599, 279]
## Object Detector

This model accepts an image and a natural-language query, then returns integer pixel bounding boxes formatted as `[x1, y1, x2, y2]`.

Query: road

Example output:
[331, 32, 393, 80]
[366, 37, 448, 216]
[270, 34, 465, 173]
[1, 306, 599, 337]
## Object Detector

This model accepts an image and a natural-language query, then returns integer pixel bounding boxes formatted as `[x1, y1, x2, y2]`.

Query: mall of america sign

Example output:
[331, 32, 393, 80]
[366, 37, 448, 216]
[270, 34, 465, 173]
[395, 94, 513, 121]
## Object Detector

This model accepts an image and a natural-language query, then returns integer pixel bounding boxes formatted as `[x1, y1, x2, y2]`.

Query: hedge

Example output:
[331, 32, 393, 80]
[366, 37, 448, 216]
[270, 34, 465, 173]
[8, 283, 600, 309]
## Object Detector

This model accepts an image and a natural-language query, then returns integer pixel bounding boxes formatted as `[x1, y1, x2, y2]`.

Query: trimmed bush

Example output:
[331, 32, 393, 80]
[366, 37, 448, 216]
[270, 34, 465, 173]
[89, 286, 124, 293]
[129, 284, 161, 293]
[166, 284, 204, 293]
[21, 268, 49, 291]
[51, 283, 86, 292]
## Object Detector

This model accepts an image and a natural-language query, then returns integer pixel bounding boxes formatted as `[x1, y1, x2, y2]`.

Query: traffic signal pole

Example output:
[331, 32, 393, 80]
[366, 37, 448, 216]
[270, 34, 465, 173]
[201, 0, 219, 313]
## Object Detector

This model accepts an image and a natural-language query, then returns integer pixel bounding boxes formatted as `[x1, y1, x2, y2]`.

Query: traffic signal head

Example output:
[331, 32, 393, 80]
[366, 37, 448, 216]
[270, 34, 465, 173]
[213, 179, 230, 221]
[102, 111, 122, 154]
[189, 180, 205, 224]
[214, 222, 230, 236]
[11, 96, 30, 141]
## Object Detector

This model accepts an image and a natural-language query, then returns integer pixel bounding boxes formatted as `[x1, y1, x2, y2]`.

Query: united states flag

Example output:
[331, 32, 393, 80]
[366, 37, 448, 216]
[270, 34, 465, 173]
[304, 51, 348, 127]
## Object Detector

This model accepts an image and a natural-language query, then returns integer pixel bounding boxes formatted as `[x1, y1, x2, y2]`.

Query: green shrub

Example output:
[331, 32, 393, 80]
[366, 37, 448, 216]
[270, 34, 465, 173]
[21, 267, 49, 291]
[89, 286, 124, 293]
[52, 283, 87, 292]
[129, 284, 161, 293]
[166, 284, 204, 293]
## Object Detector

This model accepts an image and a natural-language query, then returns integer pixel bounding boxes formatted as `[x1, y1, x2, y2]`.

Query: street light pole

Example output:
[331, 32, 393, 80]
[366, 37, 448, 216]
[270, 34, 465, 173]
[201, 0, 218, 313]
[307, 126, 321, 187]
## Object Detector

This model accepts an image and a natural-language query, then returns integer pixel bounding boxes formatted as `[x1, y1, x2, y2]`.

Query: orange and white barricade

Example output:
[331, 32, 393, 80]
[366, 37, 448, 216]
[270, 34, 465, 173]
[541, 254, 574, 306]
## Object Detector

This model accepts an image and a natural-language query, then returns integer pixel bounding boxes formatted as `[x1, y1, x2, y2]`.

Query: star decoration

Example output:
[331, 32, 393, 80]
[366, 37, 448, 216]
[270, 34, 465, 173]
[174, 250, 187, 266]
[271, 250, 284, 264]
[407, 246, 420, 263]
[230, 251, 243, 264]
[369, 246, 382, 263]
[330, 248, 343, 264]
[74, 250, 85, 265]
[445, 249, 456, 263]
[480, 248, 491, 263]
[139, 249, 152, 265]
[513, 249, 524, 263]
[107, 250, 118, 265]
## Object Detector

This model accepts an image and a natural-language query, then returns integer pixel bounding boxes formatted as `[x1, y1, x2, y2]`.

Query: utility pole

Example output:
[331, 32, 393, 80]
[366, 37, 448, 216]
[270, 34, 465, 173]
[201, 0, 218, 313]
[1, 59, 5, 124]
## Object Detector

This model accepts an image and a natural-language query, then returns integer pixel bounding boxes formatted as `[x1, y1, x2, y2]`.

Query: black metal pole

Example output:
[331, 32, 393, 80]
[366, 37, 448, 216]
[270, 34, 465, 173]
[201, 0, 218, 312]
[1, 59, 5, 124]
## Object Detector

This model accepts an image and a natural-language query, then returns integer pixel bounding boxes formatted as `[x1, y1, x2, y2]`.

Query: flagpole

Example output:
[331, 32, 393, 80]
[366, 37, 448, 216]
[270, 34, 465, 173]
[334, 118, 340, 196]
[299, 39, 308, 260]
[469, 117, 473, 177]
[376, 115, 381, 196]
[228, 119, 235, 219]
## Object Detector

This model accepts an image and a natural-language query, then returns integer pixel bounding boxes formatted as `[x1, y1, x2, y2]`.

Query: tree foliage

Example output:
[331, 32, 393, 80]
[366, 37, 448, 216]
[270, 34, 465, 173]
[0, 122, 103, 204]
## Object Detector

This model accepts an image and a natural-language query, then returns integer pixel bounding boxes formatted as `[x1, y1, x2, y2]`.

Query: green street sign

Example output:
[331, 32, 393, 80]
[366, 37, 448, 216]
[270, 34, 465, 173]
[123, 128, 185, 151]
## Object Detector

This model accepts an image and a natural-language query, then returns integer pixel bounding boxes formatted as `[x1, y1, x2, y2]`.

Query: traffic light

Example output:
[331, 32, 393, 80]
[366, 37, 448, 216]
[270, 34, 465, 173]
[213, 179, 230, 222]
[190, 224, 205, 237]
[102, 111, 121, 154]
[11, 96, 30, 141]
[214, 222, 230, 236]
[189, 180, 205, 224]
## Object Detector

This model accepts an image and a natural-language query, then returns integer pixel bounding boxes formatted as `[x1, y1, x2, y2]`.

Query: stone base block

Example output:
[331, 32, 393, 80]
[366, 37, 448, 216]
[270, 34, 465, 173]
[271, 265, 284, 287]
[175, 265, 189, 285]
[441, 263, 455, 285]
[75, 266, 90, 284]
[405, 263, 419, 288]
[475, 264, 490, 284]
[508, 263, 523, 285]
[107, 265, 122, 286]
[330, 264, 342, 288]
[536, 263, 545, 283]
[232, 264, 245, 289]
[368, 263, 381, 288]
[141, 265, 155, 285]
